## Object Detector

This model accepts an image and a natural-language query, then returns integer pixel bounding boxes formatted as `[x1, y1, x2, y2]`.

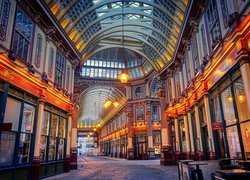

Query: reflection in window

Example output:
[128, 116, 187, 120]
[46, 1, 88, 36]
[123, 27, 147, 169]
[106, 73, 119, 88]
[4, 97, 21, 131]
[40, 111, 50, 161]
[240, 122, 250, 159]
[234, 78, 250, 122]
[212, 96, 222, 122]
[21, 103, 35, 133]
[226, 126, 241, 159]
[12, 9, 33, 61]
[221, 87, 236, 126]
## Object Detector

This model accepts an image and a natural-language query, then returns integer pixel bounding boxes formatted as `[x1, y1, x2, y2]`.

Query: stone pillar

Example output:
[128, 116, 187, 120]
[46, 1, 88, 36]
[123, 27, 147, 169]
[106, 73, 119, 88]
[182, 61, 188, 89]
[174, 118, 181, 162]
[146, 101, 155, 159]
[171, 76, 176, 99]
[188, 45, 195, 79]
[194, 105, 203, 160]
[70, 106, 78, 169]
[32, 97, 45, 180]
[65, 113, 72, 172]
[240, 59, 250, 113]
[204, 95, 216, 159]
[183, 114, 191, 159]
[179, 70, 184, 93]
[187, 111, 195, 159]
[126, 104, 134, 160]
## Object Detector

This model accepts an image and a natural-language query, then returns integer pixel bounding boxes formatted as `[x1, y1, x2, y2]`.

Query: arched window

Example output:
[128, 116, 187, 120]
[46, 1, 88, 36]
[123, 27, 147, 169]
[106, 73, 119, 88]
[48, 48, 54, 78]
[35, 34, 42, 68]
[0, 0, 10, 41]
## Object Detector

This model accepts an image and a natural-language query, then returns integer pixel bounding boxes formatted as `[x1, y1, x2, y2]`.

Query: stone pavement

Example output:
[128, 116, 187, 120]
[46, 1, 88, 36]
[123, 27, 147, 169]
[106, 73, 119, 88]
[44, 156, 179, 180]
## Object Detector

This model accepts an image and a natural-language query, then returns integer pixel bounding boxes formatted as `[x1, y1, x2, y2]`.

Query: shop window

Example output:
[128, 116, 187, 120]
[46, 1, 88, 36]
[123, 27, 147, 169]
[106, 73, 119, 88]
[12, 9, 34, 61]
[206, 0, 222, 47]
[40, 105, 67, 162]
[153, 131, 161, 155]
[226, 126, 241, 159]
[240, 122, 250, 159]
[233, 78, 250, 122]
[55, 52, 65, 88]
[212, 95, 222, 122]
[180, 121, 186, 152]
[136, 105, 144, 121]
[1, 95, 36, 166]
[35, 34, 42, 68]
[221, 87, 236, 126]
[0, 0, 10, 41]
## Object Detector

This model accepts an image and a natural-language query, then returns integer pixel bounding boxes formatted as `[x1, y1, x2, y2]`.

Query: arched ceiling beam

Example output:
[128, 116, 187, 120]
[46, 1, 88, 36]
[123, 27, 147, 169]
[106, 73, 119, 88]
[82, 32, 167, 65]
[82, 44, 160, 71]
[82, 27, 172, 61]
[81, 33, 165, 69]
[79, 20, 175, 54]
[68, 9, 179, 44]
[60, 0, 184, 32]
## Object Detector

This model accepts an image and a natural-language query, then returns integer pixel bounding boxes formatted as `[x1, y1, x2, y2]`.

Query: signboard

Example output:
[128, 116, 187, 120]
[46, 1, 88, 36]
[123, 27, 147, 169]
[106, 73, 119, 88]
[212, 122, 223, 130]
[0, 131, 16, 166]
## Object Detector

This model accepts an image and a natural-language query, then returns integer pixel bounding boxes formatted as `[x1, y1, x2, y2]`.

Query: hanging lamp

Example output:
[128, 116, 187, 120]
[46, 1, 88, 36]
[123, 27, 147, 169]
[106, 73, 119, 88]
[118, 0, 130, 84]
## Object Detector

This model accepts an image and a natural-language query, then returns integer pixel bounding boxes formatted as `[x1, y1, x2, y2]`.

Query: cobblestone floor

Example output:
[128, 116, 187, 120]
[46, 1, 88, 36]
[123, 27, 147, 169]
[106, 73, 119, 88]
[44, 156, 178, 180]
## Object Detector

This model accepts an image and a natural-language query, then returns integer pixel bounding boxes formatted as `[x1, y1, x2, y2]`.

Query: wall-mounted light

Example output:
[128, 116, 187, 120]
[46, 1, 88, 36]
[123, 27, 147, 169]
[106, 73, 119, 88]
[227, 96, 233, 103]
[238, 94, 246, 103]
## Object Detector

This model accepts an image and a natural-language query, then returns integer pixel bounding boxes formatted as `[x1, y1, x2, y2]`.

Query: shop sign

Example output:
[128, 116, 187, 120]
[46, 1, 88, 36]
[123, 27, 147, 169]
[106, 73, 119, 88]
[212, 122, 222, 130]
[0, 131, 16, 166]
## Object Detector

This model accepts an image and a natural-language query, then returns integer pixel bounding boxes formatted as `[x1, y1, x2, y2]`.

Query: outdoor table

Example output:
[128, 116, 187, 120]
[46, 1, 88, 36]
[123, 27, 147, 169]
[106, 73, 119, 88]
[236, 160, 250, 170]
[216, 169, 250, 180]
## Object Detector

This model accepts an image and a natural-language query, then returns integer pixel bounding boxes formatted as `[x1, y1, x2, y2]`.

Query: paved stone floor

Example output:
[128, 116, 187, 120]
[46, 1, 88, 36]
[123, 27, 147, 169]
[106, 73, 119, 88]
[44, 156, 178, 180]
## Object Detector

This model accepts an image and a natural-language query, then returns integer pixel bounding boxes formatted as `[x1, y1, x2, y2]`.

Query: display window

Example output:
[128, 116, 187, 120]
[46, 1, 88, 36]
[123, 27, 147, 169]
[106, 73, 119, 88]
[210, 69, 250, 159]
[0, 86, 37, 167]
[39, 104, 67, 162]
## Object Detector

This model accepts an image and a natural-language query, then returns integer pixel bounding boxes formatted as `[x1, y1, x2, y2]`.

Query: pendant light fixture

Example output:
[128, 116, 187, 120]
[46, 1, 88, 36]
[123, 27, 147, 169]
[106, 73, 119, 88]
[118, 0, 130, 84]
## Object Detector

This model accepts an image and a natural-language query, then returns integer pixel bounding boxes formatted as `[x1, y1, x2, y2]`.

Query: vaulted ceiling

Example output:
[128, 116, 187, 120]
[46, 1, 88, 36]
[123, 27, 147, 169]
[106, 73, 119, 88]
[42, 0, 190, 127]
[44, 0, 189, 70]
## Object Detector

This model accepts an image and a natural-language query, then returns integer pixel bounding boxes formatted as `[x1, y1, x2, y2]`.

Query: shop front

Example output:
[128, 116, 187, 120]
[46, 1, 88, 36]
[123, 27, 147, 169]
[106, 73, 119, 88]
[210, 67, 250, 160]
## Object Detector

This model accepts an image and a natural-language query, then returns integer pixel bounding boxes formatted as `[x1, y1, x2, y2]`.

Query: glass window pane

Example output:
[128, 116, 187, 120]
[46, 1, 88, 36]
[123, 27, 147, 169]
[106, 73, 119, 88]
[234, 78, 250, 122]
[59, 118, 66, 138]
[4, 97, 21, 131]
[226, 126, 241, 159]
[42, 112, 50, 136]
[18, 133, 31, 164]
[240, 121, 250, 159]
[50, 115, 59, 137]
[40, 136, 47, 161]
[58, 138, 64, 159]
[221, 87, 236, 126]
[0, 131, 16, 166]
[48, 137, 56, 160]
[21, 103, 35, 133]
[212, 96, 222, 122]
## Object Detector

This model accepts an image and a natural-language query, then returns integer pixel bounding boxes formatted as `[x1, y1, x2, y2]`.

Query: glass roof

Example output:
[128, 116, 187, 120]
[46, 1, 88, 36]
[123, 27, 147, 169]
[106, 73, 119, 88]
[81, 48, 153, 79]
[44, 0, 189, 72]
